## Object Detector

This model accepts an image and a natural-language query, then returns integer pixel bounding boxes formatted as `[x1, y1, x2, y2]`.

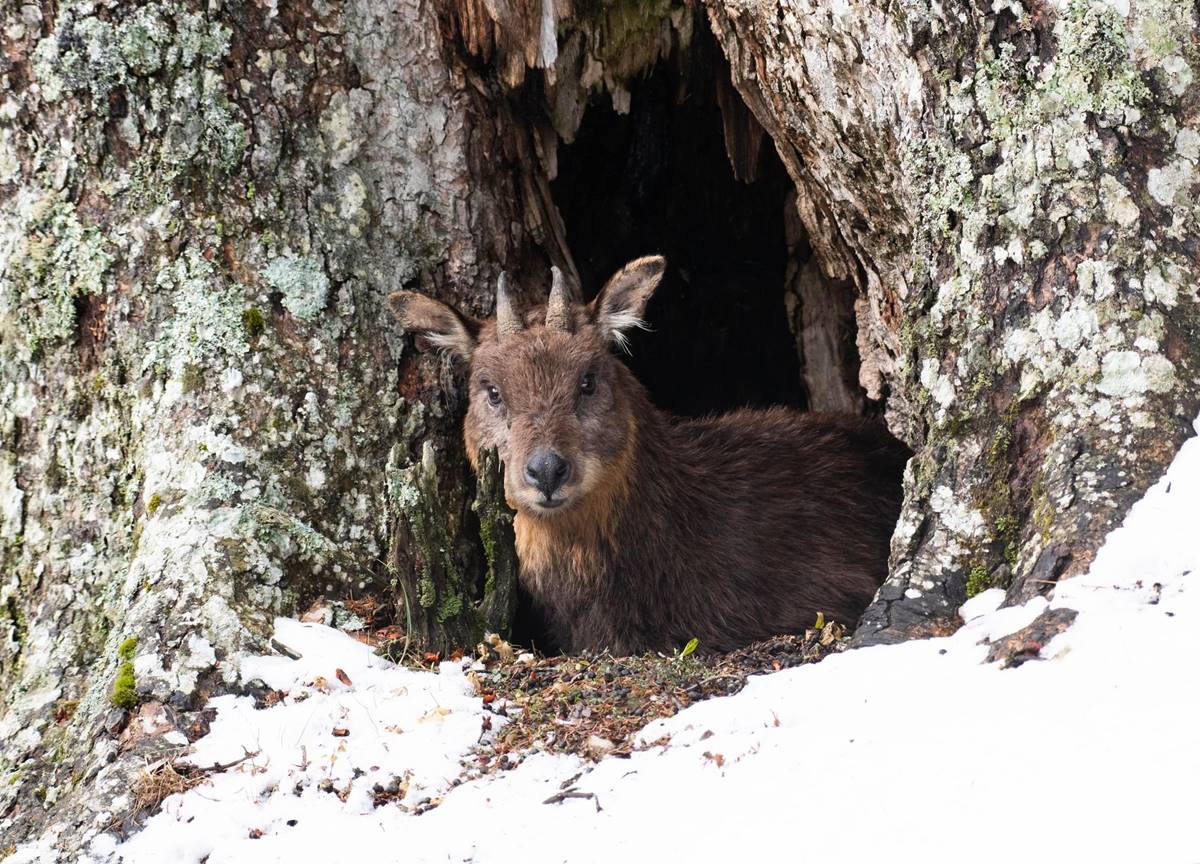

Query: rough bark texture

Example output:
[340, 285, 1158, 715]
[0, 0, 529, 849]
[706, 0, 1200, 641]
[386, 443, 517, 651]
[3, 0, 1200, 854]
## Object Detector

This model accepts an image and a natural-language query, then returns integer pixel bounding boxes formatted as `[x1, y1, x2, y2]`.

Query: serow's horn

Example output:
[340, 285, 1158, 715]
[496, 272, 522, 340]
[545, 266, 571, 331]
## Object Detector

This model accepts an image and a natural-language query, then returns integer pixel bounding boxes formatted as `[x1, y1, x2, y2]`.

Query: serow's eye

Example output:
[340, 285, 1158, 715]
[485, 385, 503, 407]
[580, 372, 597, 396]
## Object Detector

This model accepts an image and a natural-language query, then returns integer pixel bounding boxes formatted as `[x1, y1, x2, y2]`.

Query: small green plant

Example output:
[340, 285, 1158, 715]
[966, 564, 992, 598]
[145, 493, 162, 515]
[110, 636, 139, 709]
[678, 637, 699, 659]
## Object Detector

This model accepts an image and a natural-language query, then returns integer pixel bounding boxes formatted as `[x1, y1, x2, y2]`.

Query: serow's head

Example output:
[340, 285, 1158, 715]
[389, 256, 665, 518]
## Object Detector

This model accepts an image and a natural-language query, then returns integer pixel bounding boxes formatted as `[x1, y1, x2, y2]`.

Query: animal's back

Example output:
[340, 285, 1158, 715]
[668, 408, 907, 555]
[587, 407, 909, 653]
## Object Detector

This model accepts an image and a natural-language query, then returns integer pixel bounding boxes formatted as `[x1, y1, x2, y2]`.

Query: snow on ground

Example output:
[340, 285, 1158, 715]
[13, 418, 1200, 864]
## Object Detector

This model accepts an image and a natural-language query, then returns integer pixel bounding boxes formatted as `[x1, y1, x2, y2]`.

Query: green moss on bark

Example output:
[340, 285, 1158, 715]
[473, 448, 519, 635]
[387, 434, 513, 652]
[109, 637, 139, 709]
[965, 564, 992, 599]
[241, 307, 266, 339]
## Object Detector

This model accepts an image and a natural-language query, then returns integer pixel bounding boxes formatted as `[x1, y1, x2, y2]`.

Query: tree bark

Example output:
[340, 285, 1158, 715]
[705, 0, 1200, 641]
[386, 443, 517, 653]
[3, 0, 1200, 854]
[0, 0, 530, 849]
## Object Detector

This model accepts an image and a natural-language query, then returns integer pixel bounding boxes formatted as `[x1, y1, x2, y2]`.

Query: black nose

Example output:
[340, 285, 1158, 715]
[524, 449, 571, 498]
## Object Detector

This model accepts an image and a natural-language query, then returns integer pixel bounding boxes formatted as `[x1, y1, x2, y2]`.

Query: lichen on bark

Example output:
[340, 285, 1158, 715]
[0, 0, 518, 851]
[705, 0, 1200, 642]
[1, 196, 113, 354]
[473, 448, 520, 636]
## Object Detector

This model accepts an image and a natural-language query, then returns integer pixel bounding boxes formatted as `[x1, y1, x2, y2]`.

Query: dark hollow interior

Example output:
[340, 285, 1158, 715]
[550, 36, 808, 418]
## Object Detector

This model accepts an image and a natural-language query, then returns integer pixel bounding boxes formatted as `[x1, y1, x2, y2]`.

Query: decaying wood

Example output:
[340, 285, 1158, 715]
[386, 441, 517, 653]
[784, 205, 863, 415]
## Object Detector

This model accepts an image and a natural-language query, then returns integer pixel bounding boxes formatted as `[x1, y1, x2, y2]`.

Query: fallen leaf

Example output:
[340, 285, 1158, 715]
[586, 735, 615, 757]
[335, 668, 353, 687]
[332, 727, 349, 737]
[485, 633, 516, 663]
[418, 706, 452, 724]
[255, 689, 286, 710]
[300, 598, 332, 625]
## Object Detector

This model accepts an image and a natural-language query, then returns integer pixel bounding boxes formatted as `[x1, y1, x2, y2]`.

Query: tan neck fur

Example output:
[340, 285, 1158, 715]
[514, 420, 636, 594]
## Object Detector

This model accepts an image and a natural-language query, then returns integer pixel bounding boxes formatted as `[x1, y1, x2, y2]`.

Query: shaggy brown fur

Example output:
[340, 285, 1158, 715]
[390, 257, 909, 654]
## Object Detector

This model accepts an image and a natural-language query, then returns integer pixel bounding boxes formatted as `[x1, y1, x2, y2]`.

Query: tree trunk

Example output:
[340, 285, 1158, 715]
[3, 0, 1199, 854]
[704, 0, 1200, 642]
[0, 0, 531, 848]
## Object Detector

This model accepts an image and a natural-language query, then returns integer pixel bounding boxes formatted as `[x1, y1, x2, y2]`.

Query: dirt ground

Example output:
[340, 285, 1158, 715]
[463, 623, 848, 771]
[310, 596, 848, 772]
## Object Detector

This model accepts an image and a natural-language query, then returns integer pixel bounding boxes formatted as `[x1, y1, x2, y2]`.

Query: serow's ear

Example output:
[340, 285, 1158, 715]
[589, 256, 666, 350]
[388, 291, 479, 361]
